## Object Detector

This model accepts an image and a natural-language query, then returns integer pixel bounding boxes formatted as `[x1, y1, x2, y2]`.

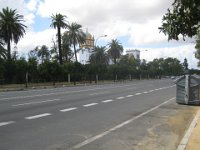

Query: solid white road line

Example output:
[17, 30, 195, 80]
[177, 110, 200, 150]
[83, 103, 98, 107]
[102, 100, 113, 103]
[12, 99, 60, 107]
[116, 97, 124, 100]
[126, 95, 133, 98]
[25, 113, 51, 120]
[0, 121, 15, 127]
[60, 107, 77, 112]
[71, 97, 175, 149]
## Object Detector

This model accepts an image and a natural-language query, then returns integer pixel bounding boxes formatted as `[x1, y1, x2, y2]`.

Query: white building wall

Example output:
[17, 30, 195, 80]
[78, 48, 93, 64]
[126, 49, 140, 59]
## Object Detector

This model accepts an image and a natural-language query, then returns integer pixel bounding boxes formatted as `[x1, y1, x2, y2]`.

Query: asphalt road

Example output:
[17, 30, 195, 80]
[0, 79, 176, 150]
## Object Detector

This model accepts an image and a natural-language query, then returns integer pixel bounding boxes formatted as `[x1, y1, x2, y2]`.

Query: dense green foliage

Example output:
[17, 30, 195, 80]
[65, 22, 86, 62]
[0, 55, 185, 85]
[159, 0, 200, 40]
[108, 39, 123, 64]
[195, 29, 200, 66]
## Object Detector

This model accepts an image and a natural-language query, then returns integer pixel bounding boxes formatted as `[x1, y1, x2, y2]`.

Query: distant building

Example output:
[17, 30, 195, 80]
[78, 30, 94, 64]
[126, 49, 140, 60]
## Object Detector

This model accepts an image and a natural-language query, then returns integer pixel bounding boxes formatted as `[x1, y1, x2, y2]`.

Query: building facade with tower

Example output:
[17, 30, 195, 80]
[78, 30, 94, 64]
[126, 49, 140, 60]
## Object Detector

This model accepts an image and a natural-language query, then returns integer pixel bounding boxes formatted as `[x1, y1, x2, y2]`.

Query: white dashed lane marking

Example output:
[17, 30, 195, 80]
[0, 85, 175, 128]
[135, 93, 142, 95]
[126, 95, 133, 98]
[60, 107, 77, 112]
[116, 97, 125, 100]
[0, 121, 15, 127]
[83, 103, 98, 107]
[102, 100, 113, 103]
[25, 113, 51, 120]
[12, 99, 61, 107]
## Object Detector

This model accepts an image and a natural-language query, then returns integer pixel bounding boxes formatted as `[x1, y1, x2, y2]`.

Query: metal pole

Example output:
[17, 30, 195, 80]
[185, 75, 190, 104]
[96, 74, 98, 84]
[25, 72, 28, 88]
[68, 74, 71, 83]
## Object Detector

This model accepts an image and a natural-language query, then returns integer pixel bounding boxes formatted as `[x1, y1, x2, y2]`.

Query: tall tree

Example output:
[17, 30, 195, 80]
[89, 46, 109, 65]
[50, 13, 67, 64]
[108, 39, 123, 64]
[62, 32, 73, 62]
[0, 7, 26, 60]
[159, 0, 200, 40]
[37, 45, 50, 63]
[65, 22, 86, 62]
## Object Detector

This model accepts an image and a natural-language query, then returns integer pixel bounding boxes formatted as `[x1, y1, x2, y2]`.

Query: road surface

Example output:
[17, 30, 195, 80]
[0, 79, 176, 150]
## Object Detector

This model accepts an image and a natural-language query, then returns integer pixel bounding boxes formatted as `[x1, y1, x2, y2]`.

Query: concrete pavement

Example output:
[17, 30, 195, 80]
[185, 109, 200, 150]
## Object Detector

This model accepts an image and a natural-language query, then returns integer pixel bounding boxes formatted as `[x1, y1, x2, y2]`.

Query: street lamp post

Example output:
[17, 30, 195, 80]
[95, 35, 107, 47]
[94, 34, 107, 84]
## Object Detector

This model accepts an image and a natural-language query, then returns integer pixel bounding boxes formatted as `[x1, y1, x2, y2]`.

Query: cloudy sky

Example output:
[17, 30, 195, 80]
[0, 0, 198, 68]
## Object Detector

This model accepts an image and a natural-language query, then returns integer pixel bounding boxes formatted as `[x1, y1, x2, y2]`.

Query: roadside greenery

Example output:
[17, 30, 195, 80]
[0, 7, 189, 85]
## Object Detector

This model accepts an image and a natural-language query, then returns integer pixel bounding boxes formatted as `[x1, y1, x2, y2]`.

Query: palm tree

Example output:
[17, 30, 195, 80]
[107, 39, 123, 64]
[89, 46, 109, 65]
[50, 13, 67, 64]
[62, 32, 73, 62]
[0, 7, 26, 61]
[66, 22, 86, 62]
[0, 45, 7, 60]
[37, 45, 50, 63]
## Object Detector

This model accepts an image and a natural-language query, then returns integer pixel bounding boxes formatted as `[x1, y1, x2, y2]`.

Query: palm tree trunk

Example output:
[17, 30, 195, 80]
[114, 58, 116, 64]
[74, 43, 77, 62]
[7, 40, 11, 61]
[57, 27, 63, 64]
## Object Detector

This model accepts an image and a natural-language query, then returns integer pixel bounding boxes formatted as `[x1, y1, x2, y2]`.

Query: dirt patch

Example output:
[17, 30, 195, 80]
[167, 106, 198, 147]
[134, 104, 198, 150]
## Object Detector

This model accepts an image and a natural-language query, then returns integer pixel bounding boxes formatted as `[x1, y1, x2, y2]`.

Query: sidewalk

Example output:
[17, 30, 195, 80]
[177, 109, 200, 150]
[185, 109, 200, 150]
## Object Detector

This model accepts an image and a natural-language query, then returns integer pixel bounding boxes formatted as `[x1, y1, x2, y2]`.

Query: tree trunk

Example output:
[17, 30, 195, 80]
[74, 43, 77, 62]
[7, 40, 11, 61]
[57, 27, 63, 64]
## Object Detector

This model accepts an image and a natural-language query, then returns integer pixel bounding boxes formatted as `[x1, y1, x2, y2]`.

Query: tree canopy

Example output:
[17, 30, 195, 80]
[108, 39, 123, 64]
[65, 22, 86, 62]
[0, 7, 26, 60]
[159, 0, 200, 40]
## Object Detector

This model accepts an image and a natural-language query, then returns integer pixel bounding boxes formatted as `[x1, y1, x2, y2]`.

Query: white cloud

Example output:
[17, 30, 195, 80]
[17, 28, 56, 53]
[140, 44, 198, 69]
[26, 0, 39, 11]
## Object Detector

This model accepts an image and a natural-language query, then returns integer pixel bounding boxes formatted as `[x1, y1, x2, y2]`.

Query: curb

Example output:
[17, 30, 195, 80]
[177, 110, 200, 150]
